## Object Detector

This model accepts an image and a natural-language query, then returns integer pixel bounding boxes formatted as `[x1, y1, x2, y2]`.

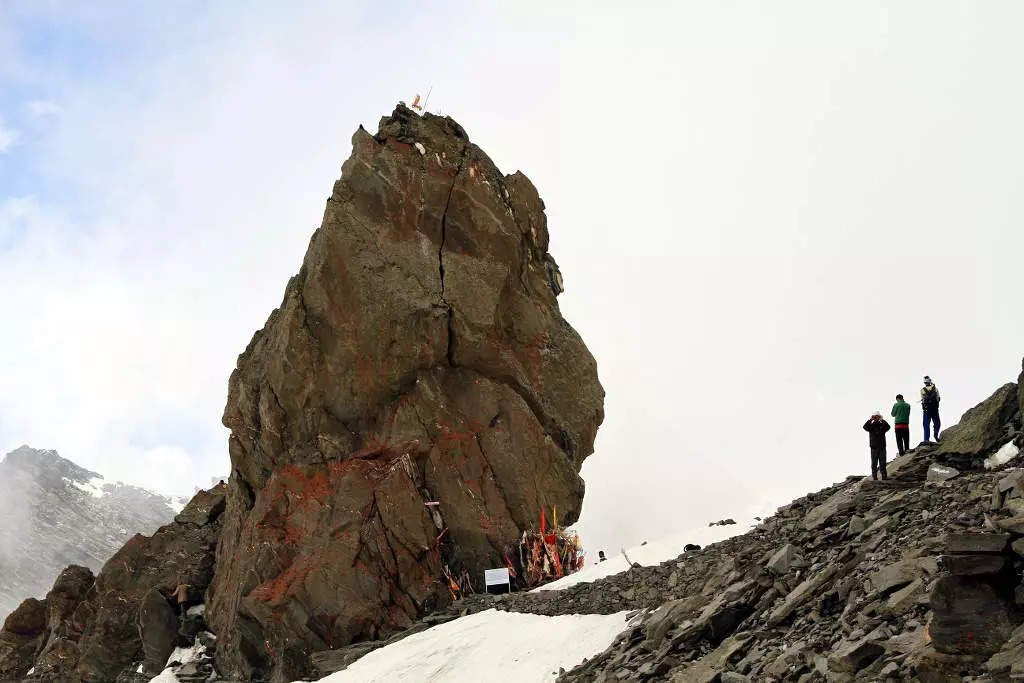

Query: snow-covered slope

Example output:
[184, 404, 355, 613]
[0, 445, 182, 619]
[313, 609, 634, 683]
[538, 516, 761, 592]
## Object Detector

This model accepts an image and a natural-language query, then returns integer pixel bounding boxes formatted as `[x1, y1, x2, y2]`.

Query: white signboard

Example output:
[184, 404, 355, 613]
[484, 567, 511, 594]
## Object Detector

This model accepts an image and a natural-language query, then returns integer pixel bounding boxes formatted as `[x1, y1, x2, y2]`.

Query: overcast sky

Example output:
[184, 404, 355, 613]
[2, 1, 1023, 555]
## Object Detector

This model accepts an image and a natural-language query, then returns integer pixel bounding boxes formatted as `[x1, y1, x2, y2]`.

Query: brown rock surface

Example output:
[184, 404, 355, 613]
[207, 105, 604, 681]
[0, 598, 47, 680]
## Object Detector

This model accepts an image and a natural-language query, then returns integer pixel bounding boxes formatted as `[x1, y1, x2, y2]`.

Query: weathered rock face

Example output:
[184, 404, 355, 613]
[936, 382, 1020, 467]
[1019, 356, 1024, 426]
[0, 485, 226, 682]
[207, 105, 604, 681]
[0, 597, 47, 681]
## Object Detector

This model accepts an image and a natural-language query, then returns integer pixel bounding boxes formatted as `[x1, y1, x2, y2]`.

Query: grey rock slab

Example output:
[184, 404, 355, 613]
[669, 660, 719, 683]
[804, 485, 860, 531]
[944, 532, 1011, 553]
[942, 553, 1008, 575]
[985, 621, 1024, 676]
[768, 564, 840, 626]
[767, 544, 801, 574]
[886, 577, 925, 612]
[869, 559, 927, 594]
[828, 637, 884, 673]
[926, 463, 960, 482]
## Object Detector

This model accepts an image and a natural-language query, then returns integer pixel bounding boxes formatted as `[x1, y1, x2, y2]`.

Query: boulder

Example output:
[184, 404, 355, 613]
[207, 105, 605, 682]
[929, 575, 1013, 655]
[2, 598, 45, 635]
[138, 588, 178, 675]
[0, 598, 47, 680]
[936, 383, 1018, 460]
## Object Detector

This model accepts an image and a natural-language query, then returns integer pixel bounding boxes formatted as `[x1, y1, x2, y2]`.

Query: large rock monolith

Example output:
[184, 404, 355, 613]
[207, 105, 605, 681]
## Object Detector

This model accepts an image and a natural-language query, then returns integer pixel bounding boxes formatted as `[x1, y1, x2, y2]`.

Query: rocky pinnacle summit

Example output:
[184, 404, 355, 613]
[204, 105, 606, 681]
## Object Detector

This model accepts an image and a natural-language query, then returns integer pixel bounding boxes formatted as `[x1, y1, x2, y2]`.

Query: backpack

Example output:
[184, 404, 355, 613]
[922, 385, 939, 407]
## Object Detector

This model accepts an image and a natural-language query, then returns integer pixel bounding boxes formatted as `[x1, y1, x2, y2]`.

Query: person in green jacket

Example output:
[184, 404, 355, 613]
[891, 394, 911, 455]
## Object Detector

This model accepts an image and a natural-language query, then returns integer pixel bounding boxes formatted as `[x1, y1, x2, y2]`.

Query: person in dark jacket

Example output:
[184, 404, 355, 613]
[863, 411, 891, 480]
[921, 376, 941, 442]
[891, 394, 911, 455]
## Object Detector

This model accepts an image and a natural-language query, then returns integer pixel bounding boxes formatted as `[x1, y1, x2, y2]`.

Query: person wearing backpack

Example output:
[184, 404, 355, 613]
[921, 376, 941, 442]
[891, 394, 911, 455]
[863, 411, 891, 480]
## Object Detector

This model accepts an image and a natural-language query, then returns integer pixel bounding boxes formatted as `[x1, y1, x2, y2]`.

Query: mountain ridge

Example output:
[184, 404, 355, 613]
[0, 445, 184, 620]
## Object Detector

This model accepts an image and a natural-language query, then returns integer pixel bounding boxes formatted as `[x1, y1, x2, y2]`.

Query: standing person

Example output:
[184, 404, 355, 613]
[173, 578, 191, 619]
[921, 376, 941, 442]
[891, 394, 911, 455]
[863, 411, 891, 480]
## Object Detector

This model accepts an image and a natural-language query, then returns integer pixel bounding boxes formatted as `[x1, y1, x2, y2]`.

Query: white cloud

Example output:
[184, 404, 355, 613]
[1, 2, 1023, 557]
[0, 115, 16, 153]
[24, 99, 62, 120]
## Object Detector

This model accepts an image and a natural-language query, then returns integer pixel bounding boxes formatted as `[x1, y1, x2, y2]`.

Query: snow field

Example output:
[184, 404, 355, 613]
[312, 609, 632, 683]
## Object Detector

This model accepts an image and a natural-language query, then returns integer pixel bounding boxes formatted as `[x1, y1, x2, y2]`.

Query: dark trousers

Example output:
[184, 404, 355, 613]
[924, 410, 941, 441]
[871, 447, 887, 480]
[895, 426, 910, 455]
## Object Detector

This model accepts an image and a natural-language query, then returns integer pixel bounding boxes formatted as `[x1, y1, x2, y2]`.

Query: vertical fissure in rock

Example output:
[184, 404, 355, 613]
[438, 150, 467, 367]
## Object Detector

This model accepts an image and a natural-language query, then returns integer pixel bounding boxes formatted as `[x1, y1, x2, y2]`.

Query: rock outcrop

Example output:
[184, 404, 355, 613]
[0, 446, 184, 620]
[0, 485, 226, 681]
[207, 105, 604, 681]
[935, 382, 1019, 468]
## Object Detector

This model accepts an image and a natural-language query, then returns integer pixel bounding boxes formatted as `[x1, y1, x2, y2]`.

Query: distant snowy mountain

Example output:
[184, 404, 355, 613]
[0, 445, 183, 619]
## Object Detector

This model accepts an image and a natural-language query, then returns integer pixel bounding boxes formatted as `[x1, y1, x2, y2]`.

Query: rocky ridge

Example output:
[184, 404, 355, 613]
[0, 484, 226, 682]
[312, 361, 1024, 682]
[0, 446, 184, 621]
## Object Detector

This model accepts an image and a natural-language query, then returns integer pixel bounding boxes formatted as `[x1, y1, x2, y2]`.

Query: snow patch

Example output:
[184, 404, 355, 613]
[986, 440, 1020, 470]
[537, 517, 757, 592]
[149, 668, 180, 683]
[186, 603, 205, 617]
[311, 609, 629, 683]
[414, 142, 425, 155]
[150, 640, 208, 682]
[67, 476, 108, 499]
